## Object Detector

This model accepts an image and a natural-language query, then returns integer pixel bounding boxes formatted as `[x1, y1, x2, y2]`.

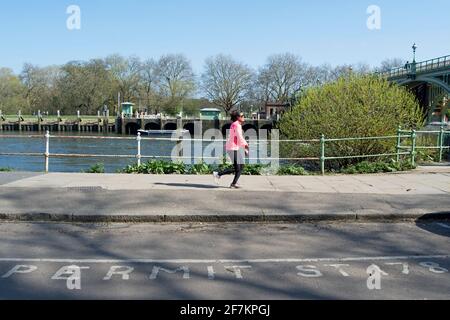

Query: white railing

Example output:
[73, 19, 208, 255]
[0, 131, 315, 172]
[2, 129, 448, 174]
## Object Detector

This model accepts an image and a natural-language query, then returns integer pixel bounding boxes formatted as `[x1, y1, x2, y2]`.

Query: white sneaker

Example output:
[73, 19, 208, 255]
[213, 172, 221, 185]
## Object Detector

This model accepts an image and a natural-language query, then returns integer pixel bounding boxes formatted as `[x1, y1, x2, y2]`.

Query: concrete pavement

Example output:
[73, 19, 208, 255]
[0, 169, 449, 222]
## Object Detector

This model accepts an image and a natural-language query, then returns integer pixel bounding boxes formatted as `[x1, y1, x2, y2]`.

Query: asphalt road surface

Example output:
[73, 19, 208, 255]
[0, 221, 449, 300]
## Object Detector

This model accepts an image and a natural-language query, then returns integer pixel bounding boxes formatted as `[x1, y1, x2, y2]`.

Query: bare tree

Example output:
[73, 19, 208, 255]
[105, 54, 142, 103]
[156, 54, 196, 115]
[306, 63, 372, 85]
[376, 58, 406, 73]
[201, 54, 255, 114]
[139, 58, 162, 113]
[20, 63, 61, 113]
[302, 64, 334, 86]
[257, 53, 310, 104]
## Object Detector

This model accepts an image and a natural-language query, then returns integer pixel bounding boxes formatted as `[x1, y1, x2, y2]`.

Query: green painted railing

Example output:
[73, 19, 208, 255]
[397, 126, 450, 165]
[381, 55, 450, 79]
[319, 126, 450, 175]
[1, 127, 449, 174]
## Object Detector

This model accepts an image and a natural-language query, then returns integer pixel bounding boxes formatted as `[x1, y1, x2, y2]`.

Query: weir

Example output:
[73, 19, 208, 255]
[0, 111, 274, 135]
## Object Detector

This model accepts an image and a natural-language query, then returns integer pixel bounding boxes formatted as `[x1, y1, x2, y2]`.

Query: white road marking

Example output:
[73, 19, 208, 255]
[419, 262, 449, 274]
[103, 266, 134, 280]
[224, 266, 252, 279]
[324, 264, 350, 277]
[1, 265, 37, 278]
[296, 265, 323, 278]
[0, 255, 449, 264]
[385, 262, 410, 275]
[437, 223, 450, 230]
[149, 266, 190, 280]
[207, 266, 215, 280]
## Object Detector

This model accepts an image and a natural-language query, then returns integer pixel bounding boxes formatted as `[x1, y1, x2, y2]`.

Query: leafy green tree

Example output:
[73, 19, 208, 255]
[277, 74, 425, 168]
[57, 59, 114, 115]
[0, 68, 28, 114]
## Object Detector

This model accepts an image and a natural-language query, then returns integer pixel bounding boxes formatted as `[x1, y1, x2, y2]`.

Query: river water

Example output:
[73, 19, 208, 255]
[0, 131, 200, 173]
[0, 131, 275, 173]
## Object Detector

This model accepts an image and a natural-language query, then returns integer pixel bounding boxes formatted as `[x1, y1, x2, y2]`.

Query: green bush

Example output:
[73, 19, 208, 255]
[162, 162, 186, 174]
[242, 164, 268, 176]
[0, 167, 13, 172]
[121, 160, 269, 176]
[402, 133, 443, 163]
[340, 160, 415, 174]
[217, 162, 233, 173]
[277, 165, 309, 176]
[277, 74, 425, 169]
[121, 160, 186, 174]
[83, 163, 105, 173]
[416, 149, 438, 163]
[118, 159, 417, 176]
[188, 162, 213, 175]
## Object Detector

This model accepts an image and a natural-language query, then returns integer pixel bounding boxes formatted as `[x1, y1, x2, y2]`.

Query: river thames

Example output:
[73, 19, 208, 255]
[0, 131, 189, 173]
[0, 131, 277, 173]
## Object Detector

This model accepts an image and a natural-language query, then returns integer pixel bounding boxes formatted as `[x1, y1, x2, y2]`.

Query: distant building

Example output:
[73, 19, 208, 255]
[200, 108, 221, 120]
[265, 102, 290, 119]
[121, 102, 135, 117]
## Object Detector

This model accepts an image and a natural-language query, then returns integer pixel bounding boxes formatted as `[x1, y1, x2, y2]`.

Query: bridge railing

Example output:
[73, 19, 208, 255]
[1, 128, 449, 175]
[381, 55, 450, 79]
[415, 55, 450, 73]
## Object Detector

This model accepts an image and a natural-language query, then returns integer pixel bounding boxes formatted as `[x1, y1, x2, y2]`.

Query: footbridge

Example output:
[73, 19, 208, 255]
[382, 55, 450, 124]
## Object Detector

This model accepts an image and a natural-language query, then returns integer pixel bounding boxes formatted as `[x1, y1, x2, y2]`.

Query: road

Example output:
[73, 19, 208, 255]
[0, 221, 449, 300]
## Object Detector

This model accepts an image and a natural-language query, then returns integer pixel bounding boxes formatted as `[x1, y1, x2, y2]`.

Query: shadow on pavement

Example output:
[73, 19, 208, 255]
[0, 172, 44, 186]
[153, 183, 224, 189]
[415, 212, 450, 238]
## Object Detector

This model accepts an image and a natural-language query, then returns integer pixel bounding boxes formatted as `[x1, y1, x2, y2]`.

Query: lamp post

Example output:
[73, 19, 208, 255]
[409, 43, 418, 78]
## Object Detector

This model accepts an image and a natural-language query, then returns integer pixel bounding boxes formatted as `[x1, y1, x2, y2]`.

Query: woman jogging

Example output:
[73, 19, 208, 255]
[213, 110, 249, 189]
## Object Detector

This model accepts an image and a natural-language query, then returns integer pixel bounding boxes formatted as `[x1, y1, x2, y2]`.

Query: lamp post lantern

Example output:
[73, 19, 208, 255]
[412, 43, 417, 63]
[408, 43, 418, 79]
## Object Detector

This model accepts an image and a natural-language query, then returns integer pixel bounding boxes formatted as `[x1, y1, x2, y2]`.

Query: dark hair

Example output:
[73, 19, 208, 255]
[230, 110, 240, 122]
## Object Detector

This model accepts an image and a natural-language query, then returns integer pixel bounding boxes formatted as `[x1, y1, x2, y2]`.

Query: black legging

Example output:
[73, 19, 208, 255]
[218, 150, 244, 185]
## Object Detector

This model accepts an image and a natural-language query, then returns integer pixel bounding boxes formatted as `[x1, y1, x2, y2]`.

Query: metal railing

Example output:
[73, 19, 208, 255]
[396, 126, 450, 165]
[381, 55, 450, 78]
[1, 127, 449, 175]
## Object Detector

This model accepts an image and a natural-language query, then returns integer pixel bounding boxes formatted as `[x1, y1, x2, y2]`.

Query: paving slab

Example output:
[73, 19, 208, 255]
[0, 172, 449, 222]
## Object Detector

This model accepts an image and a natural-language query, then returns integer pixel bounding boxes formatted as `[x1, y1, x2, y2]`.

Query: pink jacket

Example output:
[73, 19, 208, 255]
[226, 121, 248, 151]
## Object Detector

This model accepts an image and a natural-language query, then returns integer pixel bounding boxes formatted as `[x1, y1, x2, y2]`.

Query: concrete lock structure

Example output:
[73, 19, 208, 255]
[116, 116, 274, 136]
[0, 109, 116, 133]
[0, 109, 274, 136]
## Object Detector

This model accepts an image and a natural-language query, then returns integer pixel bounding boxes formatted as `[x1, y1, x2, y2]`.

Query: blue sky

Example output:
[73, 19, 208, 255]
[0, 0, 449, 73]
